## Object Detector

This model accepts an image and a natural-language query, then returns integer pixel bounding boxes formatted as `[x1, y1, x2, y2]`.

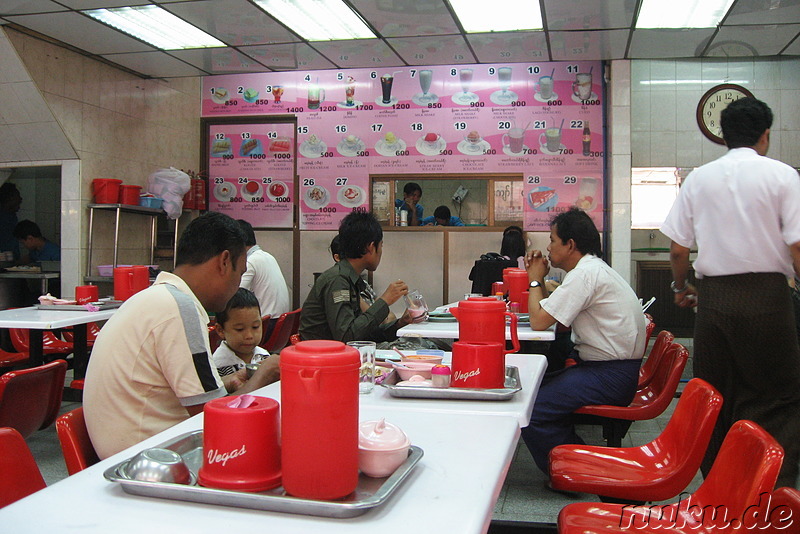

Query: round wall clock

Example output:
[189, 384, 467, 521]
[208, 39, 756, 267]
[696, 83, 754, 145]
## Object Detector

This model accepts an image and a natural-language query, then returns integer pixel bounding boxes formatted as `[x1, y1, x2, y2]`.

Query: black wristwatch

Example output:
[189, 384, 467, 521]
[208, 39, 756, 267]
[529, 280, 542, 289]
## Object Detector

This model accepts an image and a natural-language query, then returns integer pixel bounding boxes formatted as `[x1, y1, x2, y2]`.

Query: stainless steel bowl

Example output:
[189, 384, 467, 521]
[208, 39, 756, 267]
[124, 448, 192, 484]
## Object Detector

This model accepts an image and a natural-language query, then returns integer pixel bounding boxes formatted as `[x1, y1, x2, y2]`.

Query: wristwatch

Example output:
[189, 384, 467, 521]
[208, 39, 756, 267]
[529, 280, 542, 289]
[670, 281, 687, 293]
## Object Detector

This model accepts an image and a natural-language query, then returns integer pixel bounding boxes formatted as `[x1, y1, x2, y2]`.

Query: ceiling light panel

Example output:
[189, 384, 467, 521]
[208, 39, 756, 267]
[83, 5, 225, 50]
[252, 0, 376, 41]
[636, 0, 735, 29]
[450, 0, 542, 32]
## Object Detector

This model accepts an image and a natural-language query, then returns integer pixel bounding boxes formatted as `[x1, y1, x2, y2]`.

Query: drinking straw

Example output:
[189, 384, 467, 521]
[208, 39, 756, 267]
[559, 118, 565, 132]
[550, 68, 555, 78]
[524, 121, 531, 131]
[589, 66, 593, 74]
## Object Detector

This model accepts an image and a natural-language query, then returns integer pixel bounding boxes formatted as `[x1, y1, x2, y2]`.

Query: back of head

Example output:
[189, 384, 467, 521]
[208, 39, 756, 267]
[0, 182, 20, 208]
[236, 219, 257, 247]
[500, 229, 526, 258]
[403, 182, 422, 197]
[216, 287, 260, 324]
[338, 211, 382, 259]
[551, 208, 602, 257]
[329, 235, 340, 261]
[433, 205, 451, 220]
[176, 212, 247, 267]
[13, 219, 42, 240]
[721, 97, 772, 149]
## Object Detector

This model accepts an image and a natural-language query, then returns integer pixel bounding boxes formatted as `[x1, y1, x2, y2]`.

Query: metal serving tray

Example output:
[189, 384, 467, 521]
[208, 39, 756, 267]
[382, 365, 521, 401]
[104, 430, 423, 519]
[35, 300, 123, 311]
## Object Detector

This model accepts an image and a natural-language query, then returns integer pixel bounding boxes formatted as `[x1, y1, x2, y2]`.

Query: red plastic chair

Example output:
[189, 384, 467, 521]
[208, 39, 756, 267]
[643, 313, 655, 346]
[574, 343, 689, 447]
[557, 420, 784, 534]
[260, 308, 301, 352]
[9, 327, 73, 357]
[55, 407, 99, 476]
[0, 347, 29, 371]
[0, 360, 68, 438]
[208, 325, 222, 353]
[0, 427, 46, 508]
[61, 322, 101, 347]
[550, 378, 723, 503]
[258, 314, 272, 346]
[769, 487, 800, 534]
[639, 329, 675, 388]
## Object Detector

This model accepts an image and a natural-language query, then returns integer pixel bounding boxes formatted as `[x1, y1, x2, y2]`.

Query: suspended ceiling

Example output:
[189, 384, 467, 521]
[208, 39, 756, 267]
[1, 0, 799, 78]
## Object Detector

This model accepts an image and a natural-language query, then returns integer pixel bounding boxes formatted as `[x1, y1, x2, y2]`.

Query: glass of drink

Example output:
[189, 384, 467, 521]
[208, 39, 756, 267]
[345, 76, 355, 106]
[380, 74, 394, 104]
[572, 72, 593, 101]
[539, 128, 562, 152]
[459, 68, 473, 95]
[348, 341, 376, 394]
[502, 128, 525, 154]
[498, 67, 512, 94]
[419, 69, 433, 101]
[404, 289, 428, 322]
[537, 76, 554, 100]
[307, 84, 324, 109]
[271, 85, 283, 103]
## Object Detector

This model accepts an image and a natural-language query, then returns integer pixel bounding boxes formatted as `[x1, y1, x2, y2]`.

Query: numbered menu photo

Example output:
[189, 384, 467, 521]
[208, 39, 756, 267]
[207, 122, 295, 228]
[202, 61, 605, 230]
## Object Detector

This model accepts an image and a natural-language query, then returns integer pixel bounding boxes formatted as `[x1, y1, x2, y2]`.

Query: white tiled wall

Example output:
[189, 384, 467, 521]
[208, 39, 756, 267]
[4, 27, 201, 293]
[631, 58, 800, 168]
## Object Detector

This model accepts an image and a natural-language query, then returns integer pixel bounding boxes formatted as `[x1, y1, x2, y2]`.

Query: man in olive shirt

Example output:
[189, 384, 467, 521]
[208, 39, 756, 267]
[299, 212, 416, 342]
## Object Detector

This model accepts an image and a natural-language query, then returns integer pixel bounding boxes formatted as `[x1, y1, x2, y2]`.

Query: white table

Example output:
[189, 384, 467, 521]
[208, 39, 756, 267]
[364, 352, 547, 427]
[0, 271, 60, 294]
[397, 320, 556, 341]
[0, 306, 117, 380]
[0, 406, 520, 534]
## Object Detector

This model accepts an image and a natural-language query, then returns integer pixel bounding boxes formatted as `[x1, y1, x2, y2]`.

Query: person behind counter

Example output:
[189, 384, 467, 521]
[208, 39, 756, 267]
[521, 208, 646, 478]
[212, 287, 280, 393]
[13, 219, 60, 264]
[395, 182, 423, 226]
[421, 205, 464, 227]
[84, 212, 278, 459]
[0, 182, 22, 261]
[299, 212, 420, 343]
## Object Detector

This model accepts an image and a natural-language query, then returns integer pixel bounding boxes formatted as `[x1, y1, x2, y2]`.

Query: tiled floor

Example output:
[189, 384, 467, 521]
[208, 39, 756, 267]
[16, 337, 720, 532]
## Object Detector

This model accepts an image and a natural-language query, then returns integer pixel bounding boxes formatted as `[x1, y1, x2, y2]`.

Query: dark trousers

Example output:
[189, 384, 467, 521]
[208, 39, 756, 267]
[521, 357, 641, 474]
[694, 273, 800, 488]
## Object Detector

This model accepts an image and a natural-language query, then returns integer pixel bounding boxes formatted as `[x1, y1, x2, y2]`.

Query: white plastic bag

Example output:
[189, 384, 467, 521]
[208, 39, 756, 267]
[146, 167, 191, 219]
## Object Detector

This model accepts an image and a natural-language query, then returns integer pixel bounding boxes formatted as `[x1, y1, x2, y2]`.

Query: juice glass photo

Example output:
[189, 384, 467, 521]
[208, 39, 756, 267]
[502, 128, 526, 154]
[537, 75, 554, 99]
[572, 73, 592, 100]
[419, 69, 433, 100]
[271, 85, 283, 103]
[307, 84, 324, 109]
[380, 74, 394, 104]
[345, 76, 355, 106]
[459, 68, 473, 94]
[347, 341, 376, 394]
[498, 67, 512, 93]
[539, 128, 562, 152]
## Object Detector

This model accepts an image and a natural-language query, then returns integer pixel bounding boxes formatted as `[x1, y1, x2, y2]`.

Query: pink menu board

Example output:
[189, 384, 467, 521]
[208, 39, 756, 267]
[207, 122, 295, 228]
[202, 62, 605, 230]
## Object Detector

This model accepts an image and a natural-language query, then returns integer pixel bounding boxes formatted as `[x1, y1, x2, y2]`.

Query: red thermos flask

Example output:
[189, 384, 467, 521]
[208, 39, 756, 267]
[279, 340, 360, 500]
[450, 297, 520, 353]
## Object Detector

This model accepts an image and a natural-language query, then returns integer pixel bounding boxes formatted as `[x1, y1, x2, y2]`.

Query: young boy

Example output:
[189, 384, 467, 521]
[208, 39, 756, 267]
[213, 288, 280, 392]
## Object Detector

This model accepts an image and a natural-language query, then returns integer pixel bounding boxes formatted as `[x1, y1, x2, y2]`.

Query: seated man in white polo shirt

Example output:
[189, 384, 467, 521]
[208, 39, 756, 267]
[84, 212, 278, 459]
[522, 208, 646, 478]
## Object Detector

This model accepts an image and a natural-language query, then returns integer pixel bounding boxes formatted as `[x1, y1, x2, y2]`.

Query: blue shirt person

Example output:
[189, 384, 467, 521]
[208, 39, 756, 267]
[421, 205, 464, 227]
[13, 219, 60, 264]
[395, 182, 423, 225]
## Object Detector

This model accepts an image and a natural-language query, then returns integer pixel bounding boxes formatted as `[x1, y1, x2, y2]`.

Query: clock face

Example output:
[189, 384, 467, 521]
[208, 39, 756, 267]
[696, 84, 755, 144]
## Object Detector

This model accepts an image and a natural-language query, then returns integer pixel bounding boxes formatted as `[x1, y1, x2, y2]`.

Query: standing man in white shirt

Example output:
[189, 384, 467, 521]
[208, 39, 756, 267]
[661, 97, 800, 488]
[522, 208, 646, 478]
[236, 220, 291, 340]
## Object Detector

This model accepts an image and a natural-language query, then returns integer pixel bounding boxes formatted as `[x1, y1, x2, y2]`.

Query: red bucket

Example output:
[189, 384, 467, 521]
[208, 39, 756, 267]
[118, 185, 142, 206]
[92, 179, 122, 204]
